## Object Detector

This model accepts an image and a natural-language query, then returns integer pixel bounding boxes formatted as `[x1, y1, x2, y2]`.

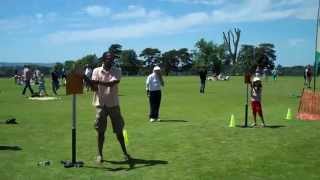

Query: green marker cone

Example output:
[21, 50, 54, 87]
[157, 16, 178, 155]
[285, 108, 292, 120]
[229, 114, 235, 128]
[123, 129, 129, 146]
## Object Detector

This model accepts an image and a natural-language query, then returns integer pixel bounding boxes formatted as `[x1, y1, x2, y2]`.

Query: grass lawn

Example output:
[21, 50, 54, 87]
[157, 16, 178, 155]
[0, 76, 320, 180]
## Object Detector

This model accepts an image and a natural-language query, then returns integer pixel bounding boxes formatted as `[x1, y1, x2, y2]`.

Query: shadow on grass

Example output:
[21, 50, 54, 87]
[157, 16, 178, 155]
[85, 158, 168, 171]
[265, 125, 286, 128]
[0, 145, 22, 151]
[0, 118, 18, 124]
[158, 119, 188, 123]
[236, 125, 286, 129]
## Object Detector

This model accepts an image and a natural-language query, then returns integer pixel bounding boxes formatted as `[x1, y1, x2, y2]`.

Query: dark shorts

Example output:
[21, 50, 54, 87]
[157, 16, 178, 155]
[94, 106, 124, 134]
[52, 80, 59, 88]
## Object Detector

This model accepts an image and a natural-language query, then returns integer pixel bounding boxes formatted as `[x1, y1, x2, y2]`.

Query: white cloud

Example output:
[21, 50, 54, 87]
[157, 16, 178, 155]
[112, 5, 163, 20]
[166, 0, 317, 20]
[289, 38, 305, 47]
[48, 12, 209, 43]
[270, 0, 317, 20]
[164, 0, 226, 6]
[47, 0, 318, 43]
[0, 19, 25, 31]
[35, 13, 44, 24]
[211, 0, 318, 22]
[210, 0, 297, 22]
[273, 0, 305, 7]
[84, 5, 111, 17]
[34, 12, 58, 24]
[35, 13, 44, 20]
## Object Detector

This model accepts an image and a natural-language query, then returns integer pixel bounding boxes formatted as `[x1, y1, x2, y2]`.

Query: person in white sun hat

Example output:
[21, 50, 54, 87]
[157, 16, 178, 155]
[251, 76, 266, 127]
[146, 66, 164, 122]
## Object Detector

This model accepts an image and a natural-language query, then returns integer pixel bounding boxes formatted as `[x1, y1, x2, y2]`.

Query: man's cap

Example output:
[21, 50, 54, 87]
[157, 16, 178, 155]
[99, 52, 116, 61]
[153, 66, 161, 71]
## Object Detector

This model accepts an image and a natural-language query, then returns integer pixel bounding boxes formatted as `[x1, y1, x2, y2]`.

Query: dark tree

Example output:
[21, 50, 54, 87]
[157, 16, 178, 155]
[119, 49, 141, 75]
[139, 48, 161, 68]
[223, 28, 241, 65]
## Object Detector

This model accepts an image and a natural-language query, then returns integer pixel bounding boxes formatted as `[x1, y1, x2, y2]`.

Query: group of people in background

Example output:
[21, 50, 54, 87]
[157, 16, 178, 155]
[12, 53, 316, 162]
[14, 65, 67, 97]
[198, 66, 266, 127]
[249, 64, 314, 127]
[197, 64, 313, 128]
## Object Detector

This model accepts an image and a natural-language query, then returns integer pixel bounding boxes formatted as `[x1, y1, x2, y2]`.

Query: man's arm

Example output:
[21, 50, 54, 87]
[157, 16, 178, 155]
[87, 68, 121, 91]
[87, 78, 118, 88]
[146, 76, 150, 96]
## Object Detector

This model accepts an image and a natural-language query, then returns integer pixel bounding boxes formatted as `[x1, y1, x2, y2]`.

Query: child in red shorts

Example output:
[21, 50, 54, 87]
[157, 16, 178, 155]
[251, 77, 266, 127]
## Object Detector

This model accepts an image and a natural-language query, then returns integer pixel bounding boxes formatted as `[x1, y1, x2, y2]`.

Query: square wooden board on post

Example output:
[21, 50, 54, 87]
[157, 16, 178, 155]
[66, 73, 84, 95]
[244, 73, 251, 84]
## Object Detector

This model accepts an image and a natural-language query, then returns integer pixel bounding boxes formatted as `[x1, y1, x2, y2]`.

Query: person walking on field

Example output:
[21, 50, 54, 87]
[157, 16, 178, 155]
[38, 73, 48, 96]
[84, 64, 93, 91]
[251, 77, 266, 128]
[34, 68, 41, 85]
[199, 68, 207, 94]
[51, 69, 60, 95]
[305, 65, 312, 88]
[146, 66, 164, 122]
[272, 68, 278, 80]
[22, 65, 34, 96]
[91, 51, 131, 163]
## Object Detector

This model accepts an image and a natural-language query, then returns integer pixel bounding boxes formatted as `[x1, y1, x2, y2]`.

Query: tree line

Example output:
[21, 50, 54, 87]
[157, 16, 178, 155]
[57, 28, 278, 76]
[0, 28, 316, 77]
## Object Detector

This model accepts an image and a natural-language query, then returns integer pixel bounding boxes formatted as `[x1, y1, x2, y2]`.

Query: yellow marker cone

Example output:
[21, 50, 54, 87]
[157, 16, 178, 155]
[285, 108, 292, 120]
[229, 114, 235, 127]
[123, 129, 129, 146]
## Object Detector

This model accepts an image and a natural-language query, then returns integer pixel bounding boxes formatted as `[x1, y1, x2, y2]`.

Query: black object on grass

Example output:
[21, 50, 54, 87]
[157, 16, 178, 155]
[5, 118, 17, 124]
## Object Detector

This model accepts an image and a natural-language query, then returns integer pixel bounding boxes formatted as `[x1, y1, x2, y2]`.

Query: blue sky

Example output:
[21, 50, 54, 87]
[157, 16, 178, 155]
[0, 0, 318, 66]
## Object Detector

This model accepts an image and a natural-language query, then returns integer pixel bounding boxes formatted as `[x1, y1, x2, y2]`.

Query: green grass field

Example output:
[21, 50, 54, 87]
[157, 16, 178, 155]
[0, 76, 320, 180]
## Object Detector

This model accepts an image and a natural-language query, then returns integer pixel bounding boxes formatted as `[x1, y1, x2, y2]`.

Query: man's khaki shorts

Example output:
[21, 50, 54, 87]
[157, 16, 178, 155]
[94, 106, 124, 134]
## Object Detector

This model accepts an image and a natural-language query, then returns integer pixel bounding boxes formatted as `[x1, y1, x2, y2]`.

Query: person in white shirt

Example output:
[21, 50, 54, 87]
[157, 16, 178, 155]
[146, 66, 164, 122]
[84, 64, 93, 91]
[91, 52, 131, 163]
[22, 65, 34, 96]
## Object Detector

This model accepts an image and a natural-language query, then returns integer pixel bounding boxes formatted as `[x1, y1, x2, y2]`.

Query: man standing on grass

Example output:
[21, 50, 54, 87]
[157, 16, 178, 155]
[51, 68, 60, 95]
[272, 68, 278, 81]
[22, 65, 34, 96]
[146, 66, 164, 122]
[91, 51, 131, 163]
[305, 65, 312, 88]
[199, 67, 207, 94]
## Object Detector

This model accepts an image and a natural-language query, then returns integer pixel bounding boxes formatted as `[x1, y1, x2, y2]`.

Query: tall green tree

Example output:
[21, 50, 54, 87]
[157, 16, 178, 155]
[119, 49, 141, 75]
[53, 62, 64, 72]
[177, 48, 193, 71]
[108, 44, 122, 57]
[161, 49, 179, 75]
[238, 43, 276, 74]
[193, 38, 225, 75]
[64, 60, 75, 72]
[161, 48, 193, 75]
[255, 43, 276, 69]
[237, 45, 256, 73]
[75, 54, 98, 68]
[139, 48, 161, 67]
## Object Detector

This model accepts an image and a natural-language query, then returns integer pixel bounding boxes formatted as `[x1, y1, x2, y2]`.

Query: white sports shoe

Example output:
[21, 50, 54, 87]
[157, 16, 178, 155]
[150, 118, 156, 122]
[157, 118, 161, 122]
[96, 155, 103, 163]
